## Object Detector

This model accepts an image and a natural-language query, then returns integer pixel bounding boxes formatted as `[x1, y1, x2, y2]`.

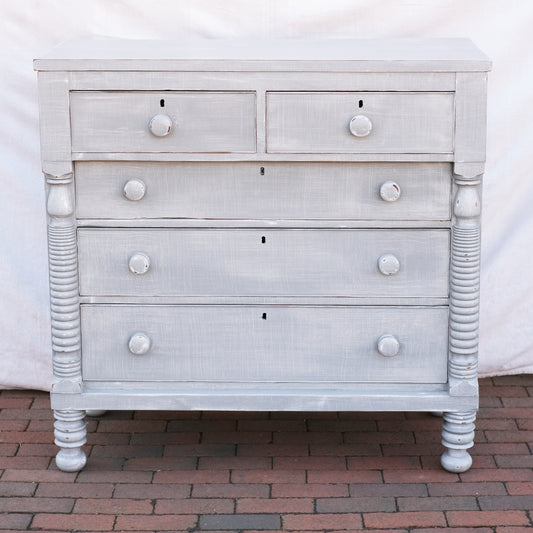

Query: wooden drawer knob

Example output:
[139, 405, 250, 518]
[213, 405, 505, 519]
[377, 334, 400, 357]
[128, 332, 152, 356]
[378, 253, 400, 275]
[349, 114, 372, 137]
[379, 181, 401, 202]
[128, 252, 151, 275]
[123, 179, 146, 201]
[149, 113, 173, 137]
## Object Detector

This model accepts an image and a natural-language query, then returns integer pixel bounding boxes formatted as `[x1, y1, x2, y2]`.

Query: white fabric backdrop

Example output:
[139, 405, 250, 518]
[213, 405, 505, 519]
[1, 0, 532, 390]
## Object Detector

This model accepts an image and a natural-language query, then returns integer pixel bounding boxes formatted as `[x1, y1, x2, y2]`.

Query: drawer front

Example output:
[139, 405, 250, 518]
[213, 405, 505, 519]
[78, 229, 449, 297]
[70, 91, 256, 153]
[81, 305, 448, 383]
[267, 92, 454, 153]
[75, 161, 451, 221]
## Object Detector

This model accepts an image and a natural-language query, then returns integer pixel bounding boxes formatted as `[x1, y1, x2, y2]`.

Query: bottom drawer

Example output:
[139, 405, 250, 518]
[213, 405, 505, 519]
[81, 306, 448, 384]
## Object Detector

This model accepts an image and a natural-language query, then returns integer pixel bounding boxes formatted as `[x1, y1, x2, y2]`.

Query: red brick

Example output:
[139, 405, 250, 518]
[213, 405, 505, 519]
[416, 529, 493, 533]
[344, 430, 414, 444]
[164, 443, 237, 457]
[123, 456, 197, 471]
[0, 419, 28, 431]
[398, 496, 478, 511]
[16, 443, 57, 456]
[363, 511, 446, 528]
[0, 513, 32, 529]
[350, 483, 427, 497]
[114, 514, 197, 531]
[485, 430, 533, 443]
[347, 456, 420, 470]
[85, 432, 130, 445]
[96, 419, 167, 433]
[154, 469, 230, 484]
[238, 419, 307, 431]
[382, 443, 443, 456]
[273, 431, 342, 444]
[91, 444, 163, 457]
[0, 496, 73, 512]
[383, 468, 459, 484]
[0, 443, 18, 456]
[496, 528, 533, 533]
[316, 496, 395, 513]
[517, 418, 533, 430]
[203, 431, 272, 444]
[495, 454, 533, 468]
[0, 456, 51, 469]
[237, 444, 308, 456]
[35, 482, 114, 498]
[32, 513, 115, 531]
[271, 483, 348, 498]
[427, 482, 507, 496]
[479, 407, 533, 419]
[237, 498, 314, 513]
[476, 418, 517, 430]
[0, 481, 37, 497]
[310, 443, 381, 456]
[446, 510, 530, 526]
[306, 419, 376, 432]
[0, 397, 33, 408]
[231, 469, 305, 484]
[460, 468, 533, 482]
[273, 456, 346, 471]
[156, 498, 234, 514]
[192, 483, 269, 498]
[77, 470, 153, 483]
[130, 431, 200, 445]
[198, 456, 271, 470]
[0, 431, 53, 443]
[113, 482, 190, 499]
[0, 408, 52, 420]
[74, 498, 153, 514]
[168, 419, 236, 432]
[283, 513, 362, 530]
[308, 470, 382, 484]
[1, 469, 76, 483]
[502, 398, 533, 407]
[506, 481, 533, 495]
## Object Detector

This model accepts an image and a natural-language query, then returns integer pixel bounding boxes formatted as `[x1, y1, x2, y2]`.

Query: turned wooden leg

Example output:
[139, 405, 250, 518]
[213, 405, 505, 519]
[54, 409, 87, 472]
[441, 410, 476, 473]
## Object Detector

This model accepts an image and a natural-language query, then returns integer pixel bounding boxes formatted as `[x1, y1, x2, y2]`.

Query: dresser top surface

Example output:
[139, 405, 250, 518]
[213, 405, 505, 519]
[34, 38, 491, 72]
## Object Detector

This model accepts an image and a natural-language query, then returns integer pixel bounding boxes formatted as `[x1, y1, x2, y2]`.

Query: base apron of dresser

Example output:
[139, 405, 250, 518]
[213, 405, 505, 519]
[50, 383, 477, 413]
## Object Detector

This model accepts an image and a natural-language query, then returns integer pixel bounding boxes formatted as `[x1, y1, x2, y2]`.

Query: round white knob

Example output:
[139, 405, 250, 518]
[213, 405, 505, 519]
[379, 181, 401, 202]
[378, 254, 400, 276]
[123, 179, 146, 201]
[128, 333, 152, 356]
[377, 334, 400, 357]
[128, 252, 150, 275]
[149, 113, 173, 137]
[349, 114, 373, 137]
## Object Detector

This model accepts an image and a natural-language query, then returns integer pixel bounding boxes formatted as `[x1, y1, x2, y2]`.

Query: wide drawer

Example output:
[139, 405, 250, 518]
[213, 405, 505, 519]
[78, 229, 449, 297]
[267, 92, 454, 153]
[81, 305, 448, 383]
[70, 91, 256, 153]
[75, 162, 451, 221]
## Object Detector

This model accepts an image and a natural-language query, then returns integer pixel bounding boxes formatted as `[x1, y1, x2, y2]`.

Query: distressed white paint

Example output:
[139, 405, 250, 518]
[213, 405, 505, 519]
[35, 38, 489, 473]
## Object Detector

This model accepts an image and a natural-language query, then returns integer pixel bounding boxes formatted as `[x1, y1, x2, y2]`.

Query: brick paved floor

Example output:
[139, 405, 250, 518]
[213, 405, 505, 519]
[0, 375, 532, 532]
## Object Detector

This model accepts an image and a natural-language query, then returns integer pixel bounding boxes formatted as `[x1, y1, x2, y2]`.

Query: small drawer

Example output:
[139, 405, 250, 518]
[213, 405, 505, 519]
[81, 305, 448, 383]
[78, 228, 449, 298]
[70, 91, 256, 153]
[75, 161, 451, 221]
[266, 92, 454, 153]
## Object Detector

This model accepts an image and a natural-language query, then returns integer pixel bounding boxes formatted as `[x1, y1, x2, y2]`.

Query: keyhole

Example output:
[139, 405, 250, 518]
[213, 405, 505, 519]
[262, 312, 267, 320]
[359, 99, 364, 108]
[160, 99, 165, 107]
[260, 167, 265, 175]
[261, 236, 266, 244]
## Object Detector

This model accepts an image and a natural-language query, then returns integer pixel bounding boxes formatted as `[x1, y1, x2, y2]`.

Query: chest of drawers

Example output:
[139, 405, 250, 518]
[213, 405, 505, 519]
[35, 38, 490, 473]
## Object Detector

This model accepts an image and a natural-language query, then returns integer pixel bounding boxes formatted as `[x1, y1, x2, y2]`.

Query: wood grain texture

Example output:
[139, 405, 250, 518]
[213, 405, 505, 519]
[267, 92, 454, 154]
[75, 161, 452, 221]
[77, 228, 450, 298]
[80, 305, 448, 383]
[70, 91, 256, 153]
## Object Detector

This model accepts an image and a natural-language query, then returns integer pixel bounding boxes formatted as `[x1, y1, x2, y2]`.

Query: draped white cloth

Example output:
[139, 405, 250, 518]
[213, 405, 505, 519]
[1, 0, 532, 390]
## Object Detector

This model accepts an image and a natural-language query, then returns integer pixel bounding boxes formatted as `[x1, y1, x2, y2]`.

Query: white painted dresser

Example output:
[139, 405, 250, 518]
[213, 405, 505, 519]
[34, 39, 490, 472]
